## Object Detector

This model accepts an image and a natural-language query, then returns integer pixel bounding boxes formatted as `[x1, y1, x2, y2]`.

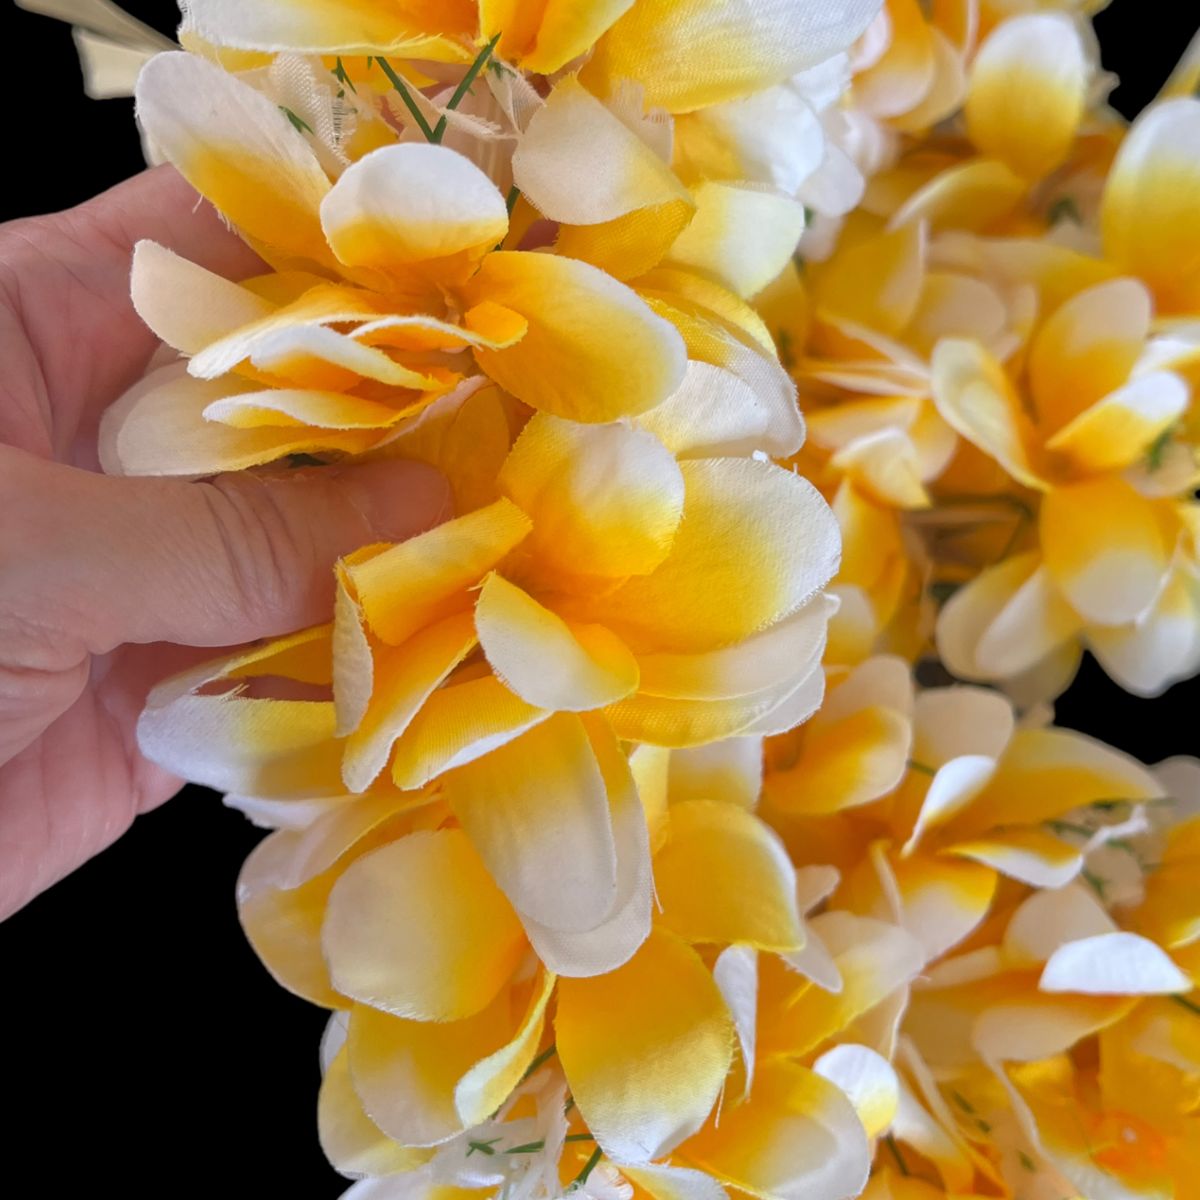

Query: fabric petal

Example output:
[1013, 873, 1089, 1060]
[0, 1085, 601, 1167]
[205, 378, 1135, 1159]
[1101, 97, 1200, 315]
[556, 928, 733, 1163]
[463, 252, 687, 421]
[499, 413, 686, 580]
[322, 829, 527, 1021]
[965, 14, 1088, 179]
[346, 498, 532, 647]
[1040, 932, 1191, 996]
[682, 1061, 871, 1200]
[135, 51, 332, 263]
[592, 458, 840, 653]
[321, 143, 508, 272]
[656, 800, 806, 951]
[582, 0, 880, 112]
[1039, 477, 1174, 625]
[665, 182, 806, 299]
[443, 714, 619, 934]
[475, 574, 639, 711]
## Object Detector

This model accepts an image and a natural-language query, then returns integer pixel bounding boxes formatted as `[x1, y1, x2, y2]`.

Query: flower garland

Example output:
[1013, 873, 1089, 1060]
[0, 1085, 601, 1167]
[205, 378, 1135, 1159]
[38, 0, 1200, 1197]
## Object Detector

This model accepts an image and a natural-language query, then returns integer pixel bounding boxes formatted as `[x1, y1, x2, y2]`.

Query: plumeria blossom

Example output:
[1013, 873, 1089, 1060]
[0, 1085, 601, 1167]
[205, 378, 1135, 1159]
[764, 664, 1164, 963]
[223, 730, 893, 1195]
[930, 266, 1199, 699]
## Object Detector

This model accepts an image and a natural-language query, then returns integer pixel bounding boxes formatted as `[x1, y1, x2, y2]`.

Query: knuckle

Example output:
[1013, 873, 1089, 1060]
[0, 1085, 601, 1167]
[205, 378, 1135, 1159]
[196, 473, 315, 623]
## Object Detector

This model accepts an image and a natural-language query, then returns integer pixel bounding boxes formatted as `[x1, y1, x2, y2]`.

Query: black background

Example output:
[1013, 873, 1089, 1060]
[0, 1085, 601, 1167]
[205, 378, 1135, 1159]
[1, 2, 1197, 1194]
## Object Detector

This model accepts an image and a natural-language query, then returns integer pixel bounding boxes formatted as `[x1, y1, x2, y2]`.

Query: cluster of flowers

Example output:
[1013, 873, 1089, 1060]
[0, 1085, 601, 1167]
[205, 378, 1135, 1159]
[50, 0, 1200, 1196]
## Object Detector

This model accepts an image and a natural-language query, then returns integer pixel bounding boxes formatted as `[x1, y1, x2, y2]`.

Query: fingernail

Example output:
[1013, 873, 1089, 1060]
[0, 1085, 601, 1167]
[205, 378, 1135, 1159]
[335, 460, 454, 543]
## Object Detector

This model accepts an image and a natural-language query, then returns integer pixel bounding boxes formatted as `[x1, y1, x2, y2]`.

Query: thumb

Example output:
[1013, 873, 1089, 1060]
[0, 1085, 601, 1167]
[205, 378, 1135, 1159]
[0, 447, 452, 660]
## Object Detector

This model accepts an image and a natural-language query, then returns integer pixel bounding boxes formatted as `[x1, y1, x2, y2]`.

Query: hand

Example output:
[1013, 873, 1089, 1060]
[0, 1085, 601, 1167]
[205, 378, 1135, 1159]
[0, 166, 450, 920]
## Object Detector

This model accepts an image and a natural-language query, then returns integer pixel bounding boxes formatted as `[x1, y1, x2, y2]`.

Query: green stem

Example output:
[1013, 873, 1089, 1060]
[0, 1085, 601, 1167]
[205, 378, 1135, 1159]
[377, 56, 438, 140]
[519, 1043, 557, 1083]
[433, 32, 502, 142]
[568, 1145, 605, 1191]
[884, 1135, 910, 1177]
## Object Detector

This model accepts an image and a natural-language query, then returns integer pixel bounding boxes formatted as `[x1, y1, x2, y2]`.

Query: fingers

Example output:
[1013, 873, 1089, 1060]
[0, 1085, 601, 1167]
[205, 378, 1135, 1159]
[0, 445, 452, 662]
[0, 166, 261, 455]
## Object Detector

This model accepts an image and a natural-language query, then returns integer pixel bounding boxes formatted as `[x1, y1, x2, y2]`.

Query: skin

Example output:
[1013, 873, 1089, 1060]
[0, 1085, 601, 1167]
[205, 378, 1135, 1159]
[0, 166, 452, 920]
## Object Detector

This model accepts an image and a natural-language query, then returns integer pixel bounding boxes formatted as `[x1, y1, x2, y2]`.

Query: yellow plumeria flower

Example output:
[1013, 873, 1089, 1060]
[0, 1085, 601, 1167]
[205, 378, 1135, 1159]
[906, 875, 1200, 1200]
[765, 666, 1165, 962]
[102, 51, 691, 476]
[929, 268, 1198, 698]
[780, 217, 1037, 511]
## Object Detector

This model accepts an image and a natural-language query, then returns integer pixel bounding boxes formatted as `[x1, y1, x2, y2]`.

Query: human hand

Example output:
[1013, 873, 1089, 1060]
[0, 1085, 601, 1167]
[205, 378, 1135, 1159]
[0, 166, 450, 919]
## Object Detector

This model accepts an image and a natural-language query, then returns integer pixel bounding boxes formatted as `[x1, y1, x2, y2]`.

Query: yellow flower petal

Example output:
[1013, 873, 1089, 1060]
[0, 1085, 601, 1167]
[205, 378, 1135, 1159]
[812, 1044, 900, 1140]
[1039, 477, 1174, 626]
[556, 928, 733, 1162]
[463, 252, 688, 421]
[812, 222, 925, 338]
[443, 714, 622, 935]
[342, 611, 478, 792]
[320, 144, 509, 273]
[1040, 932, 1191, 996]
[930, 338, 1044, 489]
[1101, 97, 1200, 315]
[1046, 371, 1189, 476]
[499, 413, 686, 581]
[665, 182, 806, 300]
[656, 800, 806, 951]
[949, 826, 1083, 889]
[346, 498, 532, 647]
[521, 718, 652, 976]
[389, 673, 549, 790]
[476, 573, 639, 711]
[135, 52, 332, 265]
[965, 13, 1088, 179]
[482, 0, 634, 73]
[889, 158, 1027, 233]
[683, 1060, 871, 1200]
[319, 1047, 432, 1176]
[183, 0, 476, 59]
[347, 971, 548, 1149]
[592, 458, 840, 653]
[1028, 277, 1152, 439]
[582, 0, 879, 112]
[512, 75, 693, 280]
[322, 829, 526, 1021]
[101, 365, 380, 476]
[130, 239, 275, 355]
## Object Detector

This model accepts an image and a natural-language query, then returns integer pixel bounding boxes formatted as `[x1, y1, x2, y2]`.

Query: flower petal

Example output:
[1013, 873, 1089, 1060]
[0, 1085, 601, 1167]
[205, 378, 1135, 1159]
[683, 1061, 871, 1200]
[1028, 278, 1153, 437]
[665, 182, 806, 300]
[346, 498, 532, 647]
[130, 239, 275, 355]
[583, 0, 880, 112]
[342, 611, 478, 792]
[321, 144, 509, 272]
[463, 252, 687, 421]
[443, 714, 619, 934]
[1101, 97, 1200, 315]
[813, 1044, 900, 1139]
[656, 801, 805, 951]
[476, 574, 639, 711]
[499, 413, 686, 580]
[323, 829, 527, 1021]
[930, 338, 1043, 489]
[388, 672, 549, 790]
[135, 52, 332, 263]
[965, 14, 1088, 180]
[593, 458, 840, 653]
[1040, 932, 1191, 996]
[555, 928, 733, 1162]
[1039, 477, 1174, 625]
